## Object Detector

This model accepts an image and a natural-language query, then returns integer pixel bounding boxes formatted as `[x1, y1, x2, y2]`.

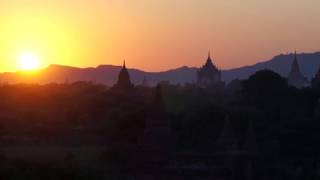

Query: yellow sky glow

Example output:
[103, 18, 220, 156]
[0, 0, 319, 72]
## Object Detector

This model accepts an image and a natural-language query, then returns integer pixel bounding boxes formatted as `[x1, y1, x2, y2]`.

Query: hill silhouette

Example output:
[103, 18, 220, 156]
[223, 51, 320, 82]
[0, 52, 319, 85]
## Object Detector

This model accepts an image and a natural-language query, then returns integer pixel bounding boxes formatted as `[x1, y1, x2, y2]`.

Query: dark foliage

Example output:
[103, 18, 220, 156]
[0, 70, 319, 179]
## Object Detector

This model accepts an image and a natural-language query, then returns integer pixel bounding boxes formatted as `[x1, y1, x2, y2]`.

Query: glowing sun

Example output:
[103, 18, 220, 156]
[19, 52, 40, 70]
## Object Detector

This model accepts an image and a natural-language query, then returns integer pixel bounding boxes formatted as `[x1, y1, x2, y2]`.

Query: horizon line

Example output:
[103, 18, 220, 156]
[1, 51, 320, 74]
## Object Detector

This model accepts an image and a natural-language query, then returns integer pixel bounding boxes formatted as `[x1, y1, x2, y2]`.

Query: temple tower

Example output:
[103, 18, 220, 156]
[197, 52, 222, 87]
[113, 60, 133, 91]
[287, 52, 309, 88]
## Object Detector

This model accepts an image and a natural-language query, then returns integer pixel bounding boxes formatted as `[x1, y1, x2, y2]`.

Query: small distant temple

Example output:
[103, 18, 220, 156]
[287, 52, 309, 88]
[113, 60, 134, 91]
[197, 52, 222, 87]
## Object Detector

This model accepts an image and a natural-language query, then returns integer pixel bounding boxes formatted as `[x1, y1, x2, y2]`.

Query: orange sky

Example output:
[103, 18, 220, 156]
[0, 0, 319, 72]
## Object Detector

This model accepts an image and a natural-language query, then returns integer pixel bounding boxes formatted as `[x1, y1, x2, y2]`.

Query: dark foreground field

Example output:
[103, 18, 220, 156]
[0, 70, 320, 179]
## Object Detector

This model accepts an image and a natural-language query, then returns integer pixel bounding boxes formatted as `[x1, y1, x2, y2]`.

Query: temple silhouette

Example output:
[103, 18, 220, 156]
[111, 57, 258, 179]
[0, 52, 320, 179]
[112, 60, 134, 91]
[197, 52, 222, 87]
[287, 51, 309, 88]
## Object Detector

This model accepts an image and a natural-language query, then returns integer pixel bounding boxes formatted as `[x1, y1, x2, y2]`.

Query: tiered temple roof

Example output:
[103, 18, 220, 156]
[287, 52, 309, 88]
[197, 52, 221, 87]
[113, 60, 133, 91]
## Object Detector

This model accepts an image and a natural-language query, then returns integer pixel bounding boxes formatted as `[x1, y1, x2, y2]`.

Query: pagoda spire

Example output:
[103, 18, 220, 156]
[123, 60, 126, 68]
[291, 51, 300, 73]
[288, 50, 309, 88]
[112, 59, 133, 91]
[206, 50, 213, 64]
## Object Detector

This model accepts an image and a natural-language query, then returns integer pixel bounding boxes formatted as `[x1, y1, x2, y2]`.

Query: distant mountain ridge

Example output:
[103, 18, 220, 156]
[0, 52, 320, 85]
[223, 52, 320, 82]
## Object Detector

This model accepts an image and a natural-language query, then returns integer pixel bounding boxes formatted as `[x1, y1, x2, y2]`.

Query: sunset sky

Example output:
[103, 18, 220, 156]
[0, 0, 319, 72]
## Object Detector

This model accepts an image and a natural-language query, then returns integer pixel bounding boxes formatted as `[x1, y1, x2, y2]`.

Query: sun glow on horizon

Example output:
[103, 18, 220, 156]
[18, 52, 40, 71]
[0, 1, 318, 72]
